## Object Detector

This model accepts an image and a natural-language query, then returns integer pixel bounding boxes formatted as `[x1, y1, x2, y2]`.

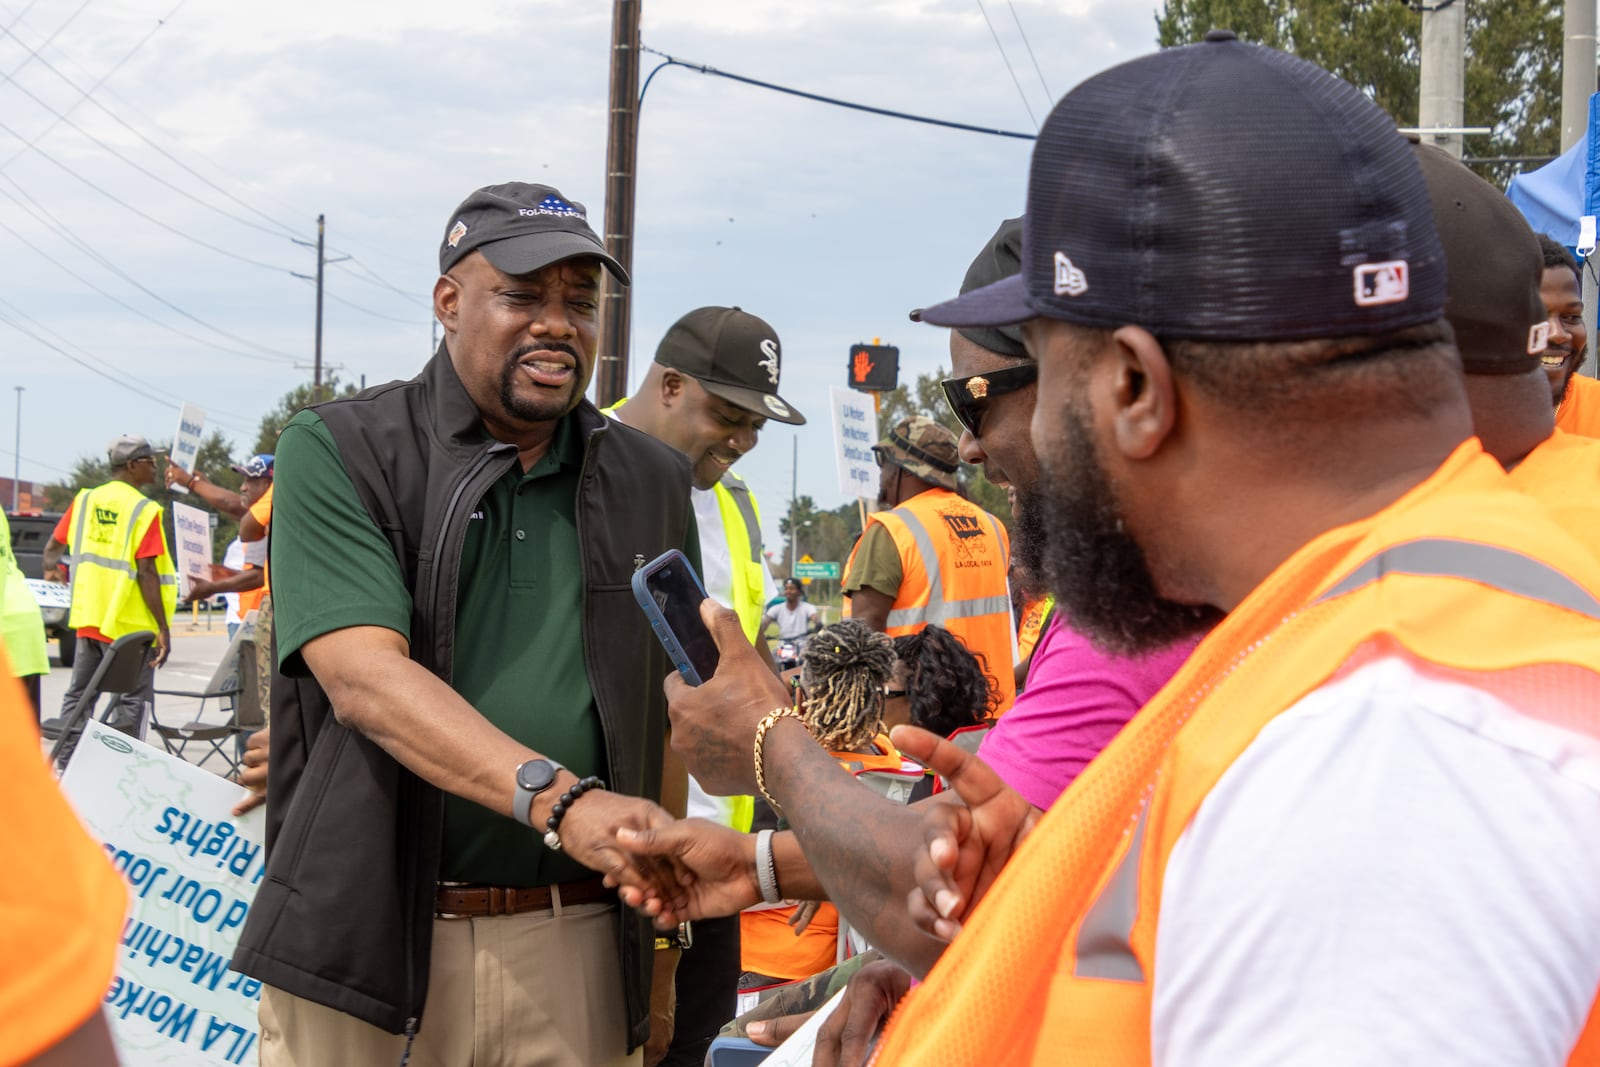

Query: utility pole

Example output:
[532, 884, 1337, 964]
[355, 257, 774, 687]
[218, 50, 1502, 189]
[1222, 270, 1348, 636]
[1562, 0, 1598, 153]
[11, 386, 21, 510]
[292, 215, 349, 401]
[597, 0, 642, 406]
[1418, 0, 1467, 159]
[789, 437, 798, 577]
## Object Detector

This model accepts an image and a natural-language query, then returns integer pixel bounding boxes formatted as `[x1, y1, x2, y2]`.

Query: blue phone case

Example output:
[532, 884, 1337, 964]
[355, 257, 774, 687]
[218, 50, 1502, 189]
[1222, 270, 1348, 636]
[704, 1036, 771, 1067]
[631, 549, 712, 685]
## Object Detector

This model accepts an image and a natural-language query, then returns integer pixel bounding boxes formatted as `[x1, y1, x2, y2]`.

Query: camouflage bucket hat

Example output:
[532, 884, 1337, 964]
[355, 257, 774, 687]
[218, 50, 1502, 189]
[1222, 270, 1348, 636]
[873, 415, 960, 492]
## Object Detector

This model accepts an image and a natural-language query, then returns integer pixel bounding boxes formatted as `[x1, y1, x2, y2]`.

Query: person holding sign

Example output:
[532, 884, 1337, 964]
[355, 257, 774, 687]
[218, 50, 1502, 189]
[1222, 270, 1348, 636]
[43, 434, 176, 746]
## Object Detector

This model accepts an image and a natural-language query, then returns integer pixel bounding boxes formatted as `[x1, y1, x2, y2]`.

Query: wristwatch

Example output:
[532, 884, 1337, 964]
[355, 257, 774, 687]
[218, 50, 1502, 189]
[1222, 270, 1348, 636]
[512, 757, 564, 828]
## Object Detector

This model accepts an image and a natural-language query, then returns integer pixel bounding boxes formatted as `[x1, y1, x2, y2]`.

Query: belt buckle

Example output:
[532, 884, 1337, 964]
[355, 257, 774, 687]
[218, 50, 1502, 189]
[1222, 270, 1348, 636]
[436, 880, 473, 920]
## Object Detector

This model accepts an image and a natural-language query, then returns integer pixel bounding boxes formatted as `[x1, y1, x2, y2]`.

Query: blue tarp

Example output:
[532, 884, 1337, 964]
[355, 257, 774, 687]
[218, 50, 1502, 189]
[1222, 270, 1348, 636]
[1507, 91, 1600, 248]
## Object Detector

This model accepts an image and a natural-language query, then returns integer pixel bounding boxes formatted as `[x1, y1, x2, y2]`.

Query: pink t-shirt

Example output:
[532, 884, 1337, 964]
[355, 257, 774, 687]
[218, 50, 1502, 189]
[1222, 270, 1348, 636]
[978, 615, 1201, 810]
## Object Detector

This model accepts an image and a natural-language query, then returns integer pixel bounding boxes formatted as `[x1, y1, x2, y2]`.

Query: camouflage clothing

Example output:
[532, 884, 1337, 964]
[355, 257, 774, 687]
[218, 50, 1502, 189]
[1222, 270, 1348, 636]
[872, 416, 960, 492]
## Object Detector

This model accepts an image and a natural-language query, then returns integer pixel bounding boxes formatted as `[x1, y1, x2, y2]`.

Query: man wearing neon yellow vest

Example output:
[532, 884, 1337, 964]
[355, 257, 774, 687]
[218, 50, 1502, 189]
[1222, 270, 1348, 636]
[609, 304, 803, 1067]
[43, 434, 176, 752]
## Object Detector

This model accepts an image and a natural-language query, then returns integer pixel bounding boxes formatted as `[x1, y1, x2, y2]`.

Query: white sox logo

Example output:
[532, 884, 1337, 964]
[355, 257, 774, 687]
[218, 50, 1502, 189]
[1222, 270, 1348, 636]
[757, 338, 780, 385]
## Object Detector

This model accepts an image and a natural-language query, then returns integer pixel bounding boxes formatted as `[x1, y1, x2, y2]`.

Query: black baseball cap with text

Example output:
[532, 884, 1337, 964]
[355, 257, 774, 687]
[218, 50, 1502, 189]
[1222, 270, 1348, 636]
[439, 182, 628, 283]
[916, 31, 1446, 342]
[655, 307, 806, 425]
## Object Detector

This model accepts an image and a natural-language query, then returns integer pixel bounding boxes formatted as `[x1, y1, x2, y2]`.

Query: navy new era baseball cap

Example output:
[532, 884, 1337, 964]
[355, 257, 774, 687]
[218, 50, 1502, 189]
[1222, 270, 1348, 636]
[918, 31, 1446, 342]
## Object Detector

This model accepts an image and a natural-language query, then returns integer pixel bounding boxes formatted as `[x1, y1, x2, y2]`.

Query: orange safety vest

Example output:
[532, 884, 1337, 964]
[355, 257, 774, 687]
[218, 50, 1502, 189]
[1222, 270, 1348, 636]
[1508, 430, 1600, 553]
[1556, 373, 1600, 440]
[742, 737, 917, 980]
[875, 441, 1600, 1066]
[845, 488, 1016, 712]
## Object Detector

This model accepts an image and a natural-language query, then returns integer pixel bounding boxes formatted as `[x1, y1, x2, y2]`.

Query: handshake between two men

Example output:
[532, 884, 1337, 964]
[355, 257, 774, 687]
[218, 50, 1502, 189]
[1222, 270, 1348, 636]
[605, 600, 1043, 1061]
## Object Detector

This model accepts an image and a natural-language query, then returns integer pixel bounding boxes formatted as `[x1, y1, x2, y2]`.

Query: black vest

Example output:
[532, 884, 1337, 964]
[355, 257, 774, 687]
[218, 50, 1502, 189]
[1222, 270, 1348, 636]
[233, 348, 692, 1050]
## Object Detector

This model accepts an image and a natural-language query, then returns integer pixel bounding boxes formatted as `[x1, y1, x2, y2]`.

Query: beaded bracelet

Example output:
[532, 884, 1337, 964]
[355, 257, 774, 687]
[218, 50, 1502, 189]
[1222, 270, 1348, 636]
[543, 775, 606, 852]
[753, 706, 804, 818]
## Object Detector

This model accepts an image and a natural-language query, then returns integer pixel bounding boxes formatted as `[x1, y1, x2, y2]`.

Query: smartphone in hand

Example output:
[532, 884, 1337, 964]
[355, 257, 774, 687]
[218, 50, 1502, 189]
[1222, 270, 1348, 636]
[632, 549, 720, 685]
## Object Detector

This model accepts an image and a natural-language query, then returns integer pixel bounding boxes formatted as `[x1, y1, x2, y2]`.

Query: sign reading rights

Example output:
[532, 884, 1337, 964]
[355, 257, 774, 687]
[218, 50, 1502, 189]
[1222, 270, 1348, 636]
[61, 721, 266, 1066]
[168, 404, 206, 495]
[170, 503, 213, 600]
[831, 386, 878, 498]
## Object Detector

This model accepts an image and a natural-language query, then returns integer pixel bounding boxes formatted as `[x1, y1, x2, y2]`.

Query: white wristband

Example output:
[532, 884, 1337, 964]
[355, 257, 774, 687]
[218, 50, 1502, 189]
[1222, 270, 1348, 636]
[755, 829, 782, 904]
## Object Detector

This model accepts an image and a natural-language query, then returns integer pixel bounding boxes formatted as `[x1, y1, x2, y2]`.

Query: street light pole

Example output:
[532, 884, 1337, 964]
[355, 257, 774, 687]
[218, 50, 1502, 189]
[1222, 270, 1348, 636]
[11, 386, 21, 511]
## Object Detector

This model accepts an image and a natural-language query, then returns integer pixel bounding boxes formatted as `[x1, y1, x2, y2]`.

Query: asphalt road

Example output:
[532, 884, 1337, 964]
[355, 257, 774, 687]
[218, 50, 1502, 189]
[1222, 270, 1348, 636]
[37, 610, 248, 779]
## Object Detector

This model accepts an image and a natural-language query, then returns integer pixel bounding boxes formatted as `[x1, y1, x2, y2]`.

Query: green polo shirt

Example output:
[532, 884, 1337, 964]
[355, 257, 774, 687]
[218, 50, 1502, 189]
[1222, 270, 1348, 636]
[272, 409, 697, 888]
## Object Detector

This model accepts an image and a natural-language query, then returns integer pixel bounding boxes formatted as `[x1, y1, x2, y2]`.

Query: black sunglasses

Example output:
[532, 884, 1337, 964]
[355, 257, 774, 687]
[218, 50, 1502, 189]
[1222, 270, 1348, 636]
[940, 363, 1038, 437]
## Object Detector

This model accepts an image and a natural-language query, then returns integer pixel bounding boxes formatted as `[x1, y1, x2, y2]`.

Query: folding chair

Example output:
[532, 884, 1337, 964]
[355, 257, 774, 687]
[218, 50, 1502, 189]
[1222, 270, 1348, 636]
[149, 627, 262, 776]
[43, 630, 157, 767]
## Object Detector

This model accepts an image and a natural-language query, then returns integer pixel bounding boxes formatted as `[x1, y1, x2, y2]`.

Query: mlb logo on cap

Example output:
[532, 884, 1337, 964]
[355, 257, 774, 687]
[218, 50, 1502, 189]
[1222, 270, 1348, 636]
[1353, 261, 1410, 307]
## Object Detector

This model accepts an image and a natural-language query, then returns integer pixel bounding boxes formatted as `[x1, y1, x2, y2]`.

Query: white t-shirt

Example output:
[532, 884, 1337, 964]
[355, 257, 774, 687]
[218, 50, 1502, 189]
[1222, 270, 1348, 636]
[764, 600, 819, 643]
[221, 539, 245, 625]
[1153, 652, 1600, 1066]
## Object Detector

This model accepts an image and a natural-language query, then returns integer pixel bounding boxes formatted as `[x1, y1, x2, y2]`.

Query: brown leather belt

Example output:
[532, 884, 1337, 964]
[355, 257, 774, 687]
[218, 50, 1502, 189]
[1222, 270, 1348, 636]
[434, 877, 613, 918]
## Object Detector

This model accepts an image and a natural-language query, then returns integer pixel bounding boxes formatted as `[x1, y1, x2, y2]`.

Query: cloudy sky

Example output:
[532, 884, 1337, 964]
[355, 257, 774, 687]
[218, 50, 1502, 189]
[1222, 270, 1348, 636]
[1, 0, 1163, 552]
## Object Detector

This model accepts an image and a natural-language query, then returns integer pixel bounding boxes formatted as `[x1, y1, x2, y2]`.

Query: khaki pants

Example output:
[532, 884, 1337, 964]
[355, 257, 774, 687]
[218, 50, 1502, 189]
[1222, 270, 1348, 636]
[259, 900, 640, 1067]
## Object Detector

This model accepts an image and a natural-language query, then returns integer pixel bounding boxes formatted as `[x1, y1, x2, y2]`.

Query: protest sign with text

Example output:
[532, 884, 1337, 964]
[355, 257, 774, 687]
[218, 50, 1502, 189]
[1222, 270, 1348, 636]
[170, 503, 213, 600]
[831, 386, 878, 499]
[168, 404, 206, 494]
[61, 721, 265, 1066]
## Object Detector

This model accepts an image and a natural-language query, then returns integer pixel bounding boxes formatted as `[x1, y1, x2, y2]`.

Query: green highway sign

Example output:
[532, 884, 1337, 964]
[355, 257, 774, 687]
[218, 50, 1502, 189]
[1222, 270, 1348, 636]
[793, 561, 841, 579]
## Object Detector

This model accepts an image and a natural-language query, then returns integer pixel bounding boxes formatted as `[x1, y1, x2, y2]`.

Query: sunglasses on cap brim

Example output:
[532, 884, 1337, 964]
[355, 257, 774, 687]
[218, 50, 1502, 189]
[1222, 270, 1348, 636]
[940, 363, 1038, 437]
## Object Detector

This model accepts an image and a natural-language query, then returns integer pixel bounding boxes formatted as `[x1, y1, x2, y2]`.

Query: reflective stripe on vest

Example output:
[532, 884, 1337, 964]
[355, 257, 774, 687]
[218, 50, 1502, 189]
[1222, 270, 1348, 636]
[1071, 536, 1600, 989]
[884, 507, 1012, 629]
[67, 484, 177, 639]
[720, 473, 761, 564]
[1318, 538, 1600, 619]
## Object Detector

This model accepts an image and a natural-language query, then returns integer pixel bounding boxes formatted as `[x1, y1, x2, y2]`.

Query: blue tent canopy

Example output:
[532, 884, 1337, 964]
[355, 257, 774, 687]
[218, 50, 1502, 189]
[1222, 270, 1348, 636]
[1507, 91, 1600, 252]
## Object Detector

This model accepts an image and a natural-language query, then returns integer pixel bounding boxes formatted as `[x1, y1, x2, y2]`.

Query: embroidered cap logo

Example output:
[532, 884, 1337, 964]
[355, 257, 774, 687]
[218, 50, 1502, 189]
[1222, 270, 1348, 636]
[1054, 252, 1088, 297]
[1352, 260, 1410, 307]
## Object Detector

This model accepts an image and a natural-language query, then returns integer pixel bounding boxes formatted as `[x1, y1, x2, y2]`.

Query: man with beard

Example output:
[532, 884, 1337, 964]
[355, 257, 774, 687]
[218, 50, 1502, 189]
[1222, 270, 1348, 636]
[843, 415, 1016, 712]
[1538, 234, 1600, 438]
[232, 183, 698, 1066]
[937, 217, 1201, 811]
[625, 36, 1600, 1067]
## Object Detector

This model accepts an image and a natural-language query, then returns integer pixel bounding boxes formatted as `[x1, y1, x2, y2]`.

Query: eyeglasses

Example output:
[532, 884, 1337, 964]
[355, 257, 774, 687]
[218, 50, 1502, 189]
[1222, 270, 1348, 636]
[940, 363, 1038, 437]
[882, 687, 908, 700]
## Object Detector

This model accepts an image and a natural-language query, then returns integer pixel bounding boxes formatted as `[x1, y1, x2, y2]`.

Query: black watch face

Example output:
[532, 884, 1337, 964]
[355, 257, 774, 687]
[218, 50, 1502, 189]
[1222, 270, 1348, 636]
[517, 759, 558, 794]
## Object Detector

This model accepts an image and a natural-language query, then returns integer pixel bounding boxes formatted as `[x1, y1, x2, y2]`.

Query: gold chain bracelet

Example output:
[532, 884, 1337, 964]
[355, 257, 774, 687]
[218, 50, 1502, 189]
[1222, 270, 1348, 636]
[753, 705, 805, 817]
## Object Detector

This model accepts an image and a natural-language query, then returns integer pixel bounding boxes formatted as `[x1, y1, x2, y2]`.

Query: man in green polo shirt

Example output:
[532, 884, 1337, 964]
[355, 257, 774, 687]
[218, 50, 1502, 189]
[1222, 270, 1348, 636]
[234, 183, 699, 1066]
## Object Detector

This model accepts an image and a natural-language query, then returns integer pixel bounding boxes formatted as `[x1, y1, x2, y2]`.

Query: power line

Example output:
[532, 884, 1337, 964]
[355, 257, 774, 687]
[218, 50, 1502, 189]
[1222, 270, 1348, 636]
[0, 176, 302, 362]
[0, 7, 299, 241]
[0, 444, 73, 477]
[973, 0, 1038, 130]
[0, 110, 300, 275]
[638, 46, 1036, 141]
[307, 278, 428, 325]
[330, 258, 430, 307]
[1005, 1, 1052, 103]
[0, 2, 422, 288]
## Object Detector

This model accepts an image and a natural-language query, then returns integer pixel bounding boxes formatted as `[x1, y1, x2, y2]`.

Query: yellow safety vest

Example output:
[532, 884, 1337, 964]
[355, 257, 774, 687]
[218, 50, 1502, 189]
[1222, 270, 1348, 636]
[714, 471, 766, 642]
[66, 481, 176, 641]
[605, 398, 761, 832]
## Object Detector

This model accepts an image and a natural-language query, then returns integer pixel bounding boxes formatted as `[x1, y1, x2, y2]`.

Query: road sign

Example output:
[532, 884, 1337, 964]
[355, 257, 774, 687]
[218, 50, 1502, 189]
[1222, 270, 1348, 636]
[793, 561, 841, 579]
